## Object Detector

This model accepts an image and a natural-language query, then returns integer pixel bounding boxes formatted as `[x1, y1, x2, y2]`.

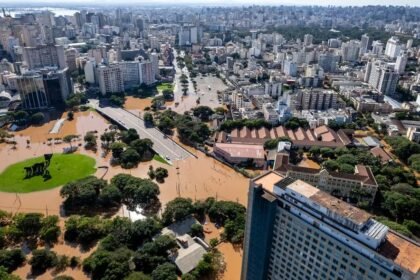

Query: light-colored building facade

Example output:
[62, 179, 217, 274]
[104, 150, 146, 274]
[96, 64, 124, 95]
[23, 44, 67, 70]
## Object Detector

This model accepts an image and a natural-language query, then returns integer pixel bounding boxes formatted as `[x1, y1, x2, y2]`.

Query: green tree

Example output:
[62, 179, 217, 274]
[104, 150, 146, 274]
[120, 129, 140, 145]
[40, 215, 61, 244]
[111, 174, 160, 210]
[67, 111, 74, 121]
[162, 197, 194, 225]
[192, 106, 214, 121]
[84, 132, 97, 150]
[339, 163, 355, 174]
[99, 185, 122, 207]
[323, 160, 339, 171]
[110, 142, 126, 159]
[158, 116, 175, 133]
[63, 134, 77, 149]
[0, 266, 21, 280]
[0, 249, 25, 272]
[15, 213, 42, 239]
[64, 216, 109, 246]
[29, 249, 58, 275]
[144, 112, 154, 126]
[129, 138, 153, 159]
[154, 167, 168, 183]
[125, 272, 151, 280]
[120, 148, 141, 168]
[151, 262, 177, 280]
[189, 223, 204, 237]
[30, 112, 45, 125]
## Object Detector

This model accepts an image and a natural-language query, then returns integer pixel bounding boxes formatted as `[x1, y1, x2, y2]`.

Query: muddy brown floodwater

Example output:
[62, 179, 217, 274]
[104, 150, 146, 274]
[124, 96, 153, 111]
[0, 110, 249, 279]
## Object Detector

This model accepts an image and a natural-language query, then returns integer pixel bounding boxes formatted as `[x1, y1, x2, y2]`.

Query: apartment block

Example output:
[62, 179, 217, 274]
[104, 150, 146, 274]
[96, 64, 124, 95]
[23, 44, 67, 70]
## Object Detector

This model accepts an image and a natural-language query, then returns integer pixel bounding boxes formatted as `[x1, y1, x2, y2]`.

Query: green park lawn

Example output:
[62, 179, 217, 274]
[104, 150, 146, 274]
[156, 83, 174, 92]
[0, 153, 96, 193]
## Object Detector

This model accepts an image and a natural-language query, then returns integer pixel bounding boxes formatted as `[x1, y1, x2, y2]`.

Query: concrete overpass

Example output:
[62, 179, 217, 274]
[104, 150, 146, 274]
[93, 101, 194, 162]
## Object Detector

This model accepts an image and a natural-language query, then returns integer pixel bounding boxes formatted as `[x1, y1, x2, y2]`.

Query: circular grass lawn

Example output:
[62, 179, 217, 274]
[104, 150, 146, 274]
[0, 154, 96, 193]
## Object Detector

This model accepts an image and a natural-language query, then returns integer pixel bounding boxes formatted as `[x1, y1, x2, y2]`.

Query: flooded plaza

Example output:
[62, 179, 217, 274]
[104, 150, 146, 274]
[0, 109, 248, 279]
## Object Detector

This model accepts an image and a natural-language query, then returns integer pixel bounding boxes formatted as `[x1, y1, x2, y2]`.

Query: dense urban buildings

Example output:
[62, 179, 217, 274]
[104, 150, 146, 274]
[0, 3, 420, 280]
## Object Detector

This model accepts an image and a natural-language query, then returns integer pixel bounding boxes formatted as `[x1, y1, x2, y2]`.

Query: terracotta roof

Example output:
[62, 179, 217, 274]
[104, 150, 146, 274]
[224, 126, 347, 148]
[321, 131, 336, 142]
[355, 165, 377, 186]
[305, 129, 316, 141]
[314, 125, 329, 136]
[378, 231, 420, 275]
[254, 171, 285, 193]
[295, 128, 306, 140]
[287, 130, 296, 140]
[370, 146, 392, 163]
[214, 143, 265, 159]
[337, 129, 352, 146]
[258, 127, 268, 138]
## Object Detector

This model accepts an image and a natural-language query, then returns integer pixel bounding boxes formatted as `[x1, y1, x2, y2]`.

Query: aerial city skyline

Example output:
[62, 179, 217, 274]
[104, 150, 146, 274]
[0, 2, 419, 280]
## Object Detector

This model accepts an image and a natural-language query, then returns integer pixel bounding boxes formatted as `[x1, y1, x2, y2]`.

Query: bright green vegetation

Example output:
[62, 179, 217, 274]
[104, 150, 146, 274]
[153, 154, 169, 165]
[156, 83, 174, 92]
[0, 154, 96, 193]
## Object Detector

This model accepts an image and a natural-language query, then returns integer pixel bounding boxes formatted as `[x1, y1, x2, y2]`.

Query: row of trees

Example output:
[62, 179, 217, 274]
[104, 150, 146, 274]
[0, 247, 79, 277]
[6, 111, 46, 126]
[151, 110, 211, 145]
[60, 174, 160, 214]
[0, 211, 60, 248]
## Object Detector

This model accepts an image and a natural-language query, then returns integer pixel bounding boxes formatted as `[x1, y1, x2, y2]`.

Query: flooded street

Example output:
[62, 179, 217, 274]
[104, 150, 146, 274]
[124, 96, 153, 111]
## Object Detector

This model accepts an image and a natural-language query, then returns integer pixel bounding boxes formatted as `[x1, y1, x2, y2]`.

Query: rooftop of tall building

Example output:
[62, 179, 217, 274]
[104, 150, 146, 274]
[252, 171, 420, 275]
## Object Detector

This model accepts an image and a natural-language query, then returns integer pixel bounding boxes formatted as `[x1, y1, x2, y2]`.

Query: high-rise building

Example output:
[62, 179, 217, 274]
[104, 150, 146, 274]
[341, 40, 361, 62]
[150, 52, 159, 79]
[283, 59, 297, 77]
[372, 41, 385, 55]
[395, 53, 408, 74]
[318, 52, 339, 73]
[64, 48, 78, 73]
[23, 44, 66, 70]
[385, 37, 402, 59]
[96, 64, 124, 95]
[13, 67, 71, 109]
[360, 34, 372, 55]
[367, 61, 399, 95]
[118, 61, 142, 89]
[303, 34, 313, 46]
[139, 60, 155, 85]
[84, 59, 96, 84]
[294, 89, 338, 110]
[178, 26, 201, 46]
[241, 172, 420, 280]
